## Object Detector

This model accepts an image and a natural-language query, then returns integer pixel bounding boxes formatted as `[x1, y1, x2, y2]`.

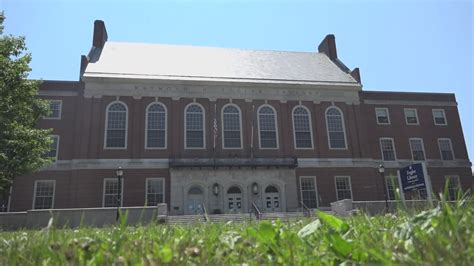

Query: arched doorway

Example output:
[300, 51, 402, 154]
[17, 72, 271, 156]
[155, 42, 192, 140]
[264, 185, 281, 212]
[226, 186, 243, 213]
[186, 186, 204, 215]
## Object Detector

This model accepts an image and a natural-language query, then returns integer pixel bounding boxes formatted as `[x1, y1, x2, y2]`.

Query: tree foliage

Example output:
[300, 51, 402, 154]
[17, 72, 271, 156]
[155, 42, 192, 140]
[0, 12, 52, 193]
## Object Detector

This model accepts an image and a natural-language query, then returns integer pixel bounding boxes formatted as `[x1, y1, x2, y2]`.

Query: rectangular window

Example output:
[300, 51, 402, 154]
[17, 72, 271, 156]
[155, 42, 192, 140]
[438, 138, 454, 160]
[335, 176, 352, 200]
[446, 176, 460, 201]
[404, 108, 419, 125]
[433, 109, 447, 125]
[409, 138, 425, 161]
[380, 138, 396, 161]
[44, 100, 62, 119]
[47, 135, 60, 161]
[375, 108, 390, 125]
[299, 176, 318, 209]
[103, 178, 124, 207]
[386, 175, 399, 200]
[146, 178, 165, 206]
[33, 180, 55, 209]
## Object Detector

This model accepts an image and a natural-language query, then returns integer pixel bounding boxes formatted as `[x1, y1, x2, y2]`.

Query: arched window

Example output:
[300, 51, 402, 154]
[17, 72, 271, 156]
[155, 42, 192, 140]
[325, 107, 347, 149]
[292, 106, 313, 149]
[146, 102, 167, 148]
[222, 104, 242, 148]
[185, 103, 205, 148]
[105, 101, 128, 148]
[258, 105, 278, 148]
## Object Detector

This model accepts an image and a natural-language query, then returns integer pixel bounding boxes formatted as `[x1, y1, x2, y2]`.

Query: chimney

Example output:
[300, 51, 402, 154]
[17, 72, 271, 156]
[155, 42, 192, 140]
[350, 68, 361, 83]
[318, 34, 338, 60]
[92, 20, 108, 48]
[79, 55, 89, 80]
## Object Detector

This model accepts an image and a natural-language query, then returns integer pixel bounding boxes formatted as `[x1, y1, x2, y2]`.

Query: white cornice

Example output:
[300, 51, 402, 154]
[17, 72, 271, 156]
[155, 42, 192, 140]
[39, 158, 472, 171]
[83, 79, 361, 104]
[363, 99, 457, 107]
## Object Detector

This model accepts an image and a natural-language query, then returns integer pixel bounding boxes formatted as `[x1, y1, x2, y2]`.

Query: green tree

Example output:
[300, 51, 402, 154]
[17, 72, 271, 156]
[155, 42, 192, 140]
[0, 12, 52, 196]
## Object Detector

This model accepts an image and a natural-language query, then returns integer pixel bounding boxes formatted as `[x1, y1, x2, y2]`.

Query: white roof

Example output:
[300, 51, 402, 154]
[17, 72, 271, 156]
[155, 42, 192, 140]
[84, 42, 358, 85]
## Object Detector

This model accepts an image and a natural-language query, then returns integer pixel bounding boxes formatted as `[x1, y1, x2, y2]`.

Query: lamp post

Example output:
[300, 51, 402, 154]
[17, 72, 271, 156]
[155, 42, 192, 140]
[378, 164, 389, 213]
[116, 167, 123, 221]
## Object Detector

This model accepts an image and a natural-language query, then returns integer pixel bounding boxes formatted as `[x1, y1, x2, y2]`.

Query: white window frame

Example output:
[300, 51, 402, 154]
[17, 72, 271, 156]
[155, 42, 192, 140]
[257, 104, 279, 149]
[438, 138, 455, 160]
[43, 99, 62, 120]
[292, 105, 314, 149]
[445, 175, 460, 201]
[50, 135, 60, 161]
[299, 176, 319, 209]
[184, 102, 206, 149]
[409, 137, 426, 161]
[432, 109, 448, 126]
[145, 178, 165, 206]
[385, 175, 399, 201]
[325, 106, 348, 150]
[102, 178, 124, 207]
[104, 101, 129, 149]
[379, 137, 397, 161]
[334, 176, 353, 201]
[221, 103, 243, 149]
[404, 108, 419, 125]
[375, 107, 390, 125]
[32, 180, 56, 210]
[145, 102, 168, 149]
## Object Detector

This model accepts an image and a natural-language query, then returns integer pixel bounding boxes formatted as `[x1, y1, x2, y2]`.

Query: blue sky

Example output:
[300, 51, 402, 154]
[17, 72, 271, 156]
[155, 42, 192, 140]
[2, 0, 473, 167]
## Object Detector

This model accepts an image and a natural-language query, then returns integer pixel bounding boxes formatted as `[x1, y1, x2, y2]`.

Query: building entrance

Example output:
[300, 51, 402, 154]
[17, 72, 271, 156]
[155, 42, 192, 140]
[264, 185, 281, 212]
[186, 186, 204, 215]
[226, 186, 243, 213]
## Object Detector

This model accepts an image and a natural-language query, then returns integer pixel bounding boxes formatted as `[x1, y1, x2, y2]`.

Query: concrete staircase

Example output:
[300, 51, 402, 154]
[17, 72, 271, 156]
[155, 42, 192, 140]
[166, 211, 312, 225]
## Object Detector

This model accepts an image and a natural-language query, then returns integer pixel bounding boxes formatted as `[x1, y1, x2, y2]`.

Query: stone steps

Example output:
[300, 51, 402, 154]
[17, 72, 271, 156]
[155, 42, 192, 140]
[166, 211, 315, 224]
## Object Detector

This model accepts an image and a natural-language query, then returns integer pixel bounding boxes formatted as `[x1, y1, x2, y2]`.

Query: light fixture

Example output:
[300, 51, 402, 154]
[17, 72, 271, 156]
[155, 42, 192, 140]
[378, 164, 385, 174]
[252, 182, 259, 195]
[116, 166, 123, 177]
[212, 183, 219, 196]
[378, 164, 389, 212]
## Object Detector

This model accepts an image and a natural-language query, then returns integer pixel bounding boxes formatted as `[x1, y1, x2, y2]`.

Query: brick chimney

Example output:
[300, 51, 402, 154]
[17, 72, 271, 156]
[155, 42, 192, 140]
[92, 20, 108, 48]
[318, 34, 337, 60]
[350, 68, 361, 83]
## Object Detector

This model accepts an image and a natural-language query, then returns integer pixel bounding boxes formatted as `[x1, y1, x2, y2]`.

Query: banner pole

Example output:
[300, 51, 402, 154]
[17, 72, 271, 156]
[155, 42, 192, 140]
[422, 162, 434, 207]
[396, 169, 406, 208]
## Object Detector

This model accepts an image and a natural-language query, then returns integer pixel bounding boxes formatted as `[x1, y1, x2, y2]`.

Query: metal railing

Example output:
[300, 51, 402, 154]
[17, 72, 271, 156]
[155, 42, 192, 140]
[300, 201, 312, 217]
[251, 201, 262, 220]
[201, 204, 210, 222]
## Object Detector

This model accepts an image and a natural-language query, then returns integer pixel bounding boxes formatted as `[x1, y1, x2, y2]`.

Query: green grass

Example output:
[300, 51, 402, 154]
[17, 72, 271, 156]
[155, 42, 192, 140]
[1, 195, 473, 265]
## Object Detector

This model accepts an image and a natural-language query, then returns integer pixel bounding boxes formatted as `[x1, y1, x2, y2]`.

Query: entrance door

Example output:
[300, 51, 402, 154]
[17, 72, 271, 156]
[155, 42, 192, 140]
[264, 185, 281, 212]
[187, 186, 204, 214]
[226, 186, 242, 213]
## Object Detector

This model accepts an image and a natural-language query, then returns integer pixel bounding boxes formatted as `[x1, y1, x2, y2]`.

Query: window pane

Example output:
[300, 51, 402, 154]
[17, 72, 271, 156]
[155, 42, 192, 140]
[186, 104, 204, 148]
[106, 103, 127, 148]
[326, 108, 346, 149]
[405, 109, 418, 124]
[293, 107, 312, 148]
[259, 106, 277, 148]
[147, 179, 164, 206]
[300, 177, 318, 208]
[439, 139, 454, 160]
[34, 181, 54, 209]
[410, 139, 425, 161]
[223, 106, 241, 148]
[381, 139, 396, 161]
[335, 177, 352, 200]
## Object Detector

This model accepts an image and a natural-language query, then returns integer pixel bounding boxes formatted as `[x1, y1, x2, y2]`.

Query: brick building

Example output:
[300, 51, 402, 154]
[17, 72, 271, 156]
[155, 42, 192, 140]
[4, 20, 472, 214]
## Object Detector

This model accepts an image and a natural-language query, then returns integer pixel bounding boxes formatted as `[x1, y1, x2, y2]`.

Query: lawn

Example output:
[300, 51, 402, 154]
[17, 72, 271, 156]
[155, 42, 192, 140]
[0, 196, 473, 265]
